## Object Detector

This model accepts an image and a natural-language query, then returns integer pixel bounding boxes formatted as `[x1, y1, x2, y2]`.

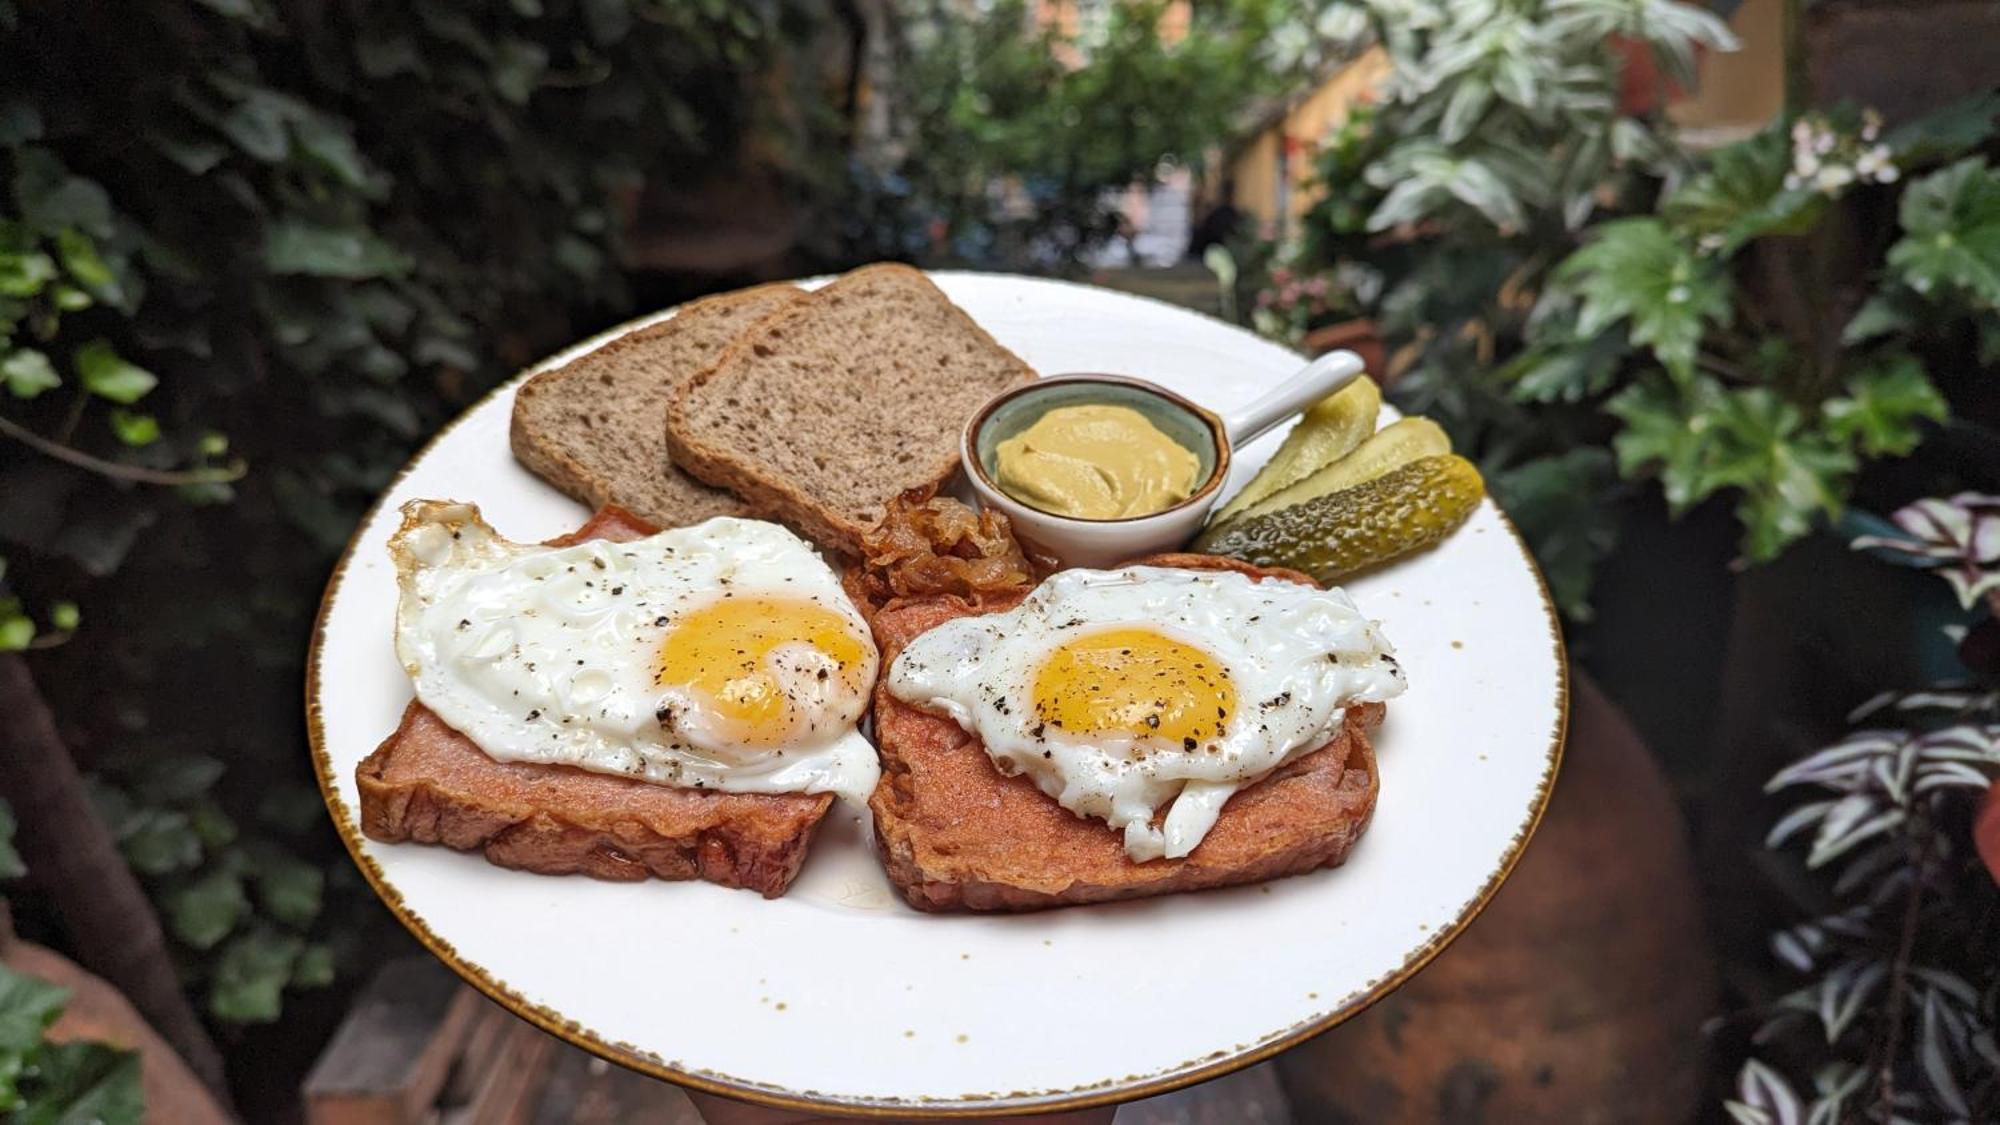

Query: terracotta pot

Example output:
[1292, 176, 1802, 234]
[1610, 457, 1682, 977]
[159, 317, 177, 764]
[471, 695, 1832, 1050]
[1, 938, 232, 1125]
[1302, 319, 1387, 383]
[1276, 672, 1715, 1124]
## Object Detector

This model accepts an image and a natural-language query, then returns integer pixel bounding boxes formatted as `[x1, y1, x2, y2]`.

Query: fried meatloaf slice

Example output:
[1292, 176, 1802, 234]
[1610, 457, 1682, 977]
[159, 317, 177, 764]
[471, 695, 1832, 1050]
[854, 501, 1385, 911]
[354, 506, 834, 897]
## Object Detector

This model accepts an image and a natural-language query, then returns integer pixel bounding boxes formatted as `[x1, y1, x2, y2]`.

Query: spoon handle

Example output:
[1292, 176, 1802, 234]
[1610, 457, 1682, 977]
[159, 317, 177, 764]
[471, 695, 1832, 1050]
[1220, 350, 1367, 450]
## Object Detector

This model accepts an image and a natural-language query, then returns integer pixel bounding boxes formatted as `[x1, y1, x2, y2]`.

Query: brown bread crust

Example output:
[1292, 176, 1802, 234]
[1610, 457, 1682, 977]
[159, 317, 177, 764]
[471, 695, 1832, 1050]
[662, 265, 1037, 556]
[865, 552, 1384, 912]
[353, 505, 835, 897]
[509, 284, 803, 529]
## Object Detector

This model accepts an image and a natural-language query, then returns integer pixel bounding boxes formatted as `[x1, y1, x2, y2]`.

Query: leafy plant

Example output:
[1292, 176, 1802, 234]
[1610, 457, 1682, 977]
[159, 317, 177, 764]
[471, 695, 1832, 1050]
[0, 800, 144, 1122]
[853, 0, 1329, 271]
[1242, 0, 1732, 617]
[1729, 493, 2000, 1124]
[1519, 102, 1996, 564]
[0, 0, 848, 1041]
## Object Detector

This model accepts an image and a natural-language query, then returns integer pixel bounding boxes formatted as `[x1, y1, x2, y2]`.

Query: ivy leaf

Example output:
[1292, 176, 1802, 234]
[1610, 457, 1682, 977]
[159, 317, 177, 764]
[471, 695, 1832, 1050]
[1886, 157, 2000, 307]
[252, 850, 324, 928]
[47, 602, 76, 632]
[118, 809, 202, 875]
[490, 39, 550, 105]
[73, 340, 156, 404]
[0, 963, 67, 1056]
[169, 870, 247, 950]
[288, 110, 371, 191]
[209, 930, 302, 1023]
[1503, 331, 1629, 404]
[18, 1040, 143, 1125]
[0, 248, 55, 298]
[1822, 353, 1946, 457]
[291, 944, 335, 989]
[1705, 387, 1858, 562]
[0, 962, 67, 1111]
[107, 410, 159, 447]
[1556, 218, 1732, 380]
[217, 90, 291, 162]
[130, 753, 224, 803]
[0, 798, 24, 880]
[263, 218, 411, 279]
[10, 148, 112, 238]
[2, 349, 59, 399]
[0, 101, 41, 145]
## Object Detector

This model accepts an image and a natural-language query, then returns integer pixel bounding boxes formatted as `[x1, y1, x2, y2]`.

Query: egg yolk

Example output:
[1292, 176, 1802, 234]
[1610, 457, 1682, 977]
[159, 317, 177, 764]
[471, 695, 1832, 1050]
[656, 597, 868, 744]
[1031, 628, 1235, 747]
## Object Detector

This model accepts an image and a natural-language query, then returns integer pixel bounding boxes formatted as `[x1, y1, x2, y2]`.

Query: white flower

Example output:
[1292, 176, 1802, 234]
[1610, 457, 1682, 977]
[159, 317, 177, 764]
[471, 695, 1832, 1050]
[1795, 151, 1821, 178]
[1815, 164, 1855, 194]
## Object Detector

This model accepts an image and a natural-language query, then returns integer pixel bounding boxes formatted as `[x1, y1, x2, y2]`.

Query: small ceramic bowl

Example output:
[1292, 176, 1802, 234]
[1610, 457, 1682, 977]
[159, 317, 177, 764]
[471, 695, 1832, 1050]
[962, 350, 1367, 567]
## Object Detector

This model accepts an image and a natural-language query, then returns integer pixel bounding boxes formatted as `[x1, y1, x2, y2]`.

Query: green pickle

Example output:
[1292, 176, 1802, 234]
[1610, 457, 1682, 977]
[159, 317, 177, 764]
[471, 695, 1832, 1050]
[1209, 376, 1381, 526]
[1194, 454, 1485, 582]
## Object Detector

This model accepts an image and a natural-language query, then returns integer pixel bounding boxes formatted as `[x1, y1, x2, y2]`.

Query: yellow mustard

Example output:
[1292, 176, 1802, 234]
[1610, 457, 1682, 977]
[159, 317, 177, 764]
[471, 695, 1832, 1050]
[993, 404, 1202, 519]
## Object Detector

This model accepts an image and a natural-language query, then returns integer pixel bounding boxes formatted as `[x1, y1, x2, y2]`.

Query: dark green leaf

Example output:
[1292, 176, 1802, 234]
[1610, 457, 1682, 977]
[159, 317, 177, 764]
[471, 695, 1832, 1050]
[1841, 292, 1917, 345]
[288, 110, 371, 190]
[119, 810, 202, 875]
[1887, 157, 2000, 307]
[0, 799, 23, 879]
[291, 944, 335, 989]
[0, 964, 67, 1056]
[1704, 387, 1857, 561]
[582, 0, 633, 44]
[209, 930, 302, 1023]
[169, 870, 247, 950]
[0, 249, 55, 298]
[2, 349, 59, 399]
[54, 231, 115, 297]
[490, 39, 549, 105]
[188, 801, 236, 849]
[1886, 91, 2000, 164]
[49, 285, 90, 312]
[0, 102, 41, 145]
[1504, 332, 1628, 404]
[149, 130, 229, 176]
[130, 754, 224, 804]
[11, 149, 112, 238]
[217, 92, 290, 163]
[192, 0, 262, 22]
[1492, 448, 1620, 620]
[74, 340, 156, 404]
[253, 852, 323, 927]
[1663, 129, 1824, 254]
[107, 410, 159, 447]
[355, 33, 427, 79]
[16, 1040, 143, 1125]
[1607, 376, 1720, 513]
[1822, 353, 1945, 457]
[1557, 219, 1733, 380]
[262, 219, 411, 279]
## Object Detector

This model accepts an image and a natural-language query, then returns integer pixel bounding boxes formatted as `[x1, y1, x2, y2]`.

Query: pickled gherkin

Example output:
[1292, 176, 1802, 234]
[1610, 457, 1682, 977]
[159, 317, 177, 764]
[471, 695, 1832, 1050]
[1193, 455, 1485, 582]
[1210, 376, 1381, 526]
[1227, 417, 1451, 526]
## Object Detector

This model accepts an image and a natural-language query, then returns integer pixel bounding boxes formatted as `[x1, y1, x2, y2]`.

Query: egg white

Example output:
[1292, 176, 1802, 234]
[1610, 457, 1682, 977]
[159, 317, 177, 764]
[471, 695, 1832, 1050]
[389, 501, 880, 809]
[886, 566, 1404, 861]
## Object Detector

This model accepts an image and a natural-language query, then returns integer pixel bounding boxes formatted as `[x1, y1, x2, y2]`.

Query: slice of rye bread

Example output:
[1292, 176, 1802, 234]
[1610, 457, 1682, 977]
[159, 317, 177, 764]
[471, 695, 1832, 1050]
[509, 283, 805, 529]
[354, 506, 834, 897]
[663, 264, 1037, 556]
[865, 553, 1384, 912]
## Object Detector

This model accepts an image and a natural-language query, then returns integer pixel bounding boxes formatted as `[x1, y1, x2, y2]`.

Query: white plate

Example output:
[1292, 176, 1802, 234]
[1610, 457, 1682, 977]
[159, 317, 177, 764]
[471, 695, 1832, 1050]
[309, 273, 1566, 1116]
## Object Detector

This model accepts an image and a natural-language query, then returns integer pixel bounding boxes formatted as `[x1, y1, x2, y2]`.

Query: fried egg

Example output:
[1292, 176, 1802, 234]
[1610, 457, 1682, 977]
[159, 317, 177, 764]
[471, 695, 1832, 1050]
[886, 566, 1404, 861]
[390, 501, 879, 808]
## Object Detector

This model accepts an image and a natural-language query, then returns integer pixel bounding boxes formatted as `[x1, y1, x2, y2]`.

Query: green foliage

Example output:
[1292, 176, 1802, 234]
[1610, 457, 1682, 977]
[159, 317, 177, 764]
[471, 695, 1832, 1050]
[1527, 110, 2000, 562]
[4, 0, 849, 1037]
[1886, 157, 2000, 307]
[861, 0, 1322, 269]
[0, 965, 142, 1123]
